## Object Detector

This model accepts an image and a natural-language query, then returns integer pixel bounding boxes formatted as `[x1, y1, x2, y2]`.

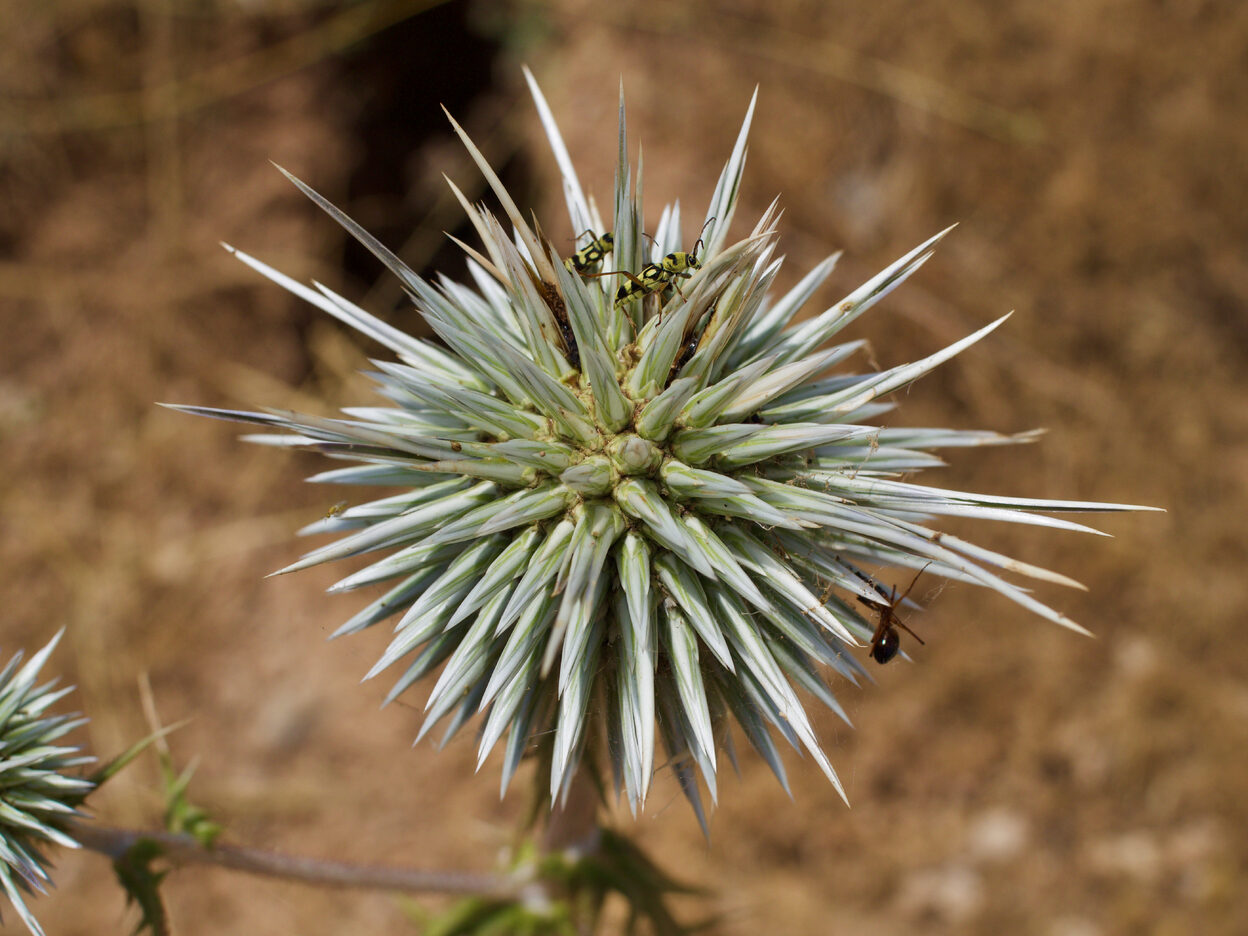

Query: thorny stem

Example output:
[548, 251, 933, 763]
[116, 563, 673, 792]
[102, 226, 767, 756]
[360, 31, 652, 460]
[541, 767, 602, 857]
[539, 767, 603, 936]
[70, 821, 526, 899]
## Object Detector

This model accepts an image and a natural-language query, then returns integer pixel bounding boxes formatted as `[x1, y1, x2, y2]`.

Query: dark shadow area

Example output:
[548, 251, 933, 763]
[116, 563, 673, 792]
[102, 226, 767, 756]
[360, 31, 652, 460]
[334, 1, 532, 311]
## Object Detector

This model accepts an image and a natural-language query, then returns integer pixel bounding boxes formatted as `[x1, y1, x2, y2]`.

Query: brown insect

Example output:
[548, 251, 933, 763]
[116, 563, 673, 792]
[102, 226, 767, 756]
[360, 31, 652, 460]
[536, 280, 579, 370]
[852, 564, 931, 664]
[671, 307, 713, 377]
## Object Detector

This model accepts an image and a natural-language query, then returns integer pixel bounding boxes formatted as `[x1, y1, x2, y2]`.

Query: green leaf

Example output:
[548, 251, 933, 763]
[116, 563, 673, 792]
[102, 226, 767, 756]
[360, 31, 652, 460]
[660, 606, 717, 795]
[111, 838, 169, 936]
[614, 480, 716, 579]
[654, 554, 733, 671]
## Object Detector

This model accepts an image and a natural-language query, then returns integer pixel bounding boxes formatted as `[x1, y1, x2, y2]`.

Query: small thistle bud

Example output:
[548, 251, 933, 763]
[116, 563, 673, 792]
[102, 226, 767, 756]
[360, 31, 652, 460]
[560, 455, 613, 496]
[607, 434, 663, 476]
[173, 68, 1157, 822]
[0, 632, 94, 936]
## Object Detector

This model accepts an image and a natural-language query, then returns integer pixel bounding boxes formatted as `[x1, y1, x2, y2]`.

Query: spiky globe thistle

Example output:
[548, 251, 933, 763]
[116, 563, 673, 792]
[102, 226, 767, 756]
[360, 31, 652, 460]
[171, 69, 1151, 823]
[0, 632, 94, 936]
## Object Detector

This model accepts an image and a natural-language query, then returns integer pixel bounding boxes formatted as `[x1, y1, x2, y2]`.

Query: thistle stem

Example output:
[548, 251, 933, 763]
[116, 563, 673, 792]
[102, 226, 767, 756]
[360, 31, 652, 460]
[70, 822, 523, 898]
[541, 767, 601, 856]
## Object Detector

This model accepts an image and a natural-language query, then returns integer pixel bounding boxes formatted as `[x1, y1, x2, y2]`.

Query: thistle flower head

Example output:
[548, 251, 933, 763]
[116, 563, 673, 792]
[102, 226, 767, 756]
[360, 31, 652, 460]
[173, 70, 1153, 825]
[0, 632, 94, 936]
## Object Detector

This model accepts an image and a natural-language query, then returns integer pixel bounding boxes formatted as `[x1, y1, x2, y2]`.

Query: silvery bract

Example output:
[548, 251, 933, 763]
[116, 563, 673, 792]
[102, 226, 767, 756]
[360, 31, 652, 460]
[172, 70, 1152, 827]
[0, 632, 93, 936]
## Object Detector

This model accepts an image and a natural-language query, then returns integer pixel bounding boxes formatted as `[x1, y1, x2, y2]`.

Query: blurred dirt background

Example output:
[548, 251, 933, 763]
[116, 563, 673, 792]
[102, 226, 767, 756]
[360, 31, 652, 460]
[2, 0, 1244, 933]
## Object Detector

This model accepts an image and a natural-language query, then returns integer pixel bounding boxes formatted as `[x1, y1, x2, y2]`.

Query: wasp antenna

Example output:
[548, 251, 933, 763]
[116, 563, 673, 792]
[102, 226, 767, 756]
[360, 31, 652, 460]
[693, 216, 716, 253]
[898, 561, 935, 604]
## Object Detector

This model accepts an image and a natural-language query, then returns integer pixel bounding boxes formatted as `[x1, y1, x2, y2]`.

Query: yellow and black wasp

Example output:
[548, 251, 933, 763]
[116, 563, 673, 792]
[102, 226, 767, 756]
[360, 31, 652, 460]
[563, 231, 615, 275]
[610, 219, 714, 308]
[545, 232, 612, 369]
[516, 231, 606, 373]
